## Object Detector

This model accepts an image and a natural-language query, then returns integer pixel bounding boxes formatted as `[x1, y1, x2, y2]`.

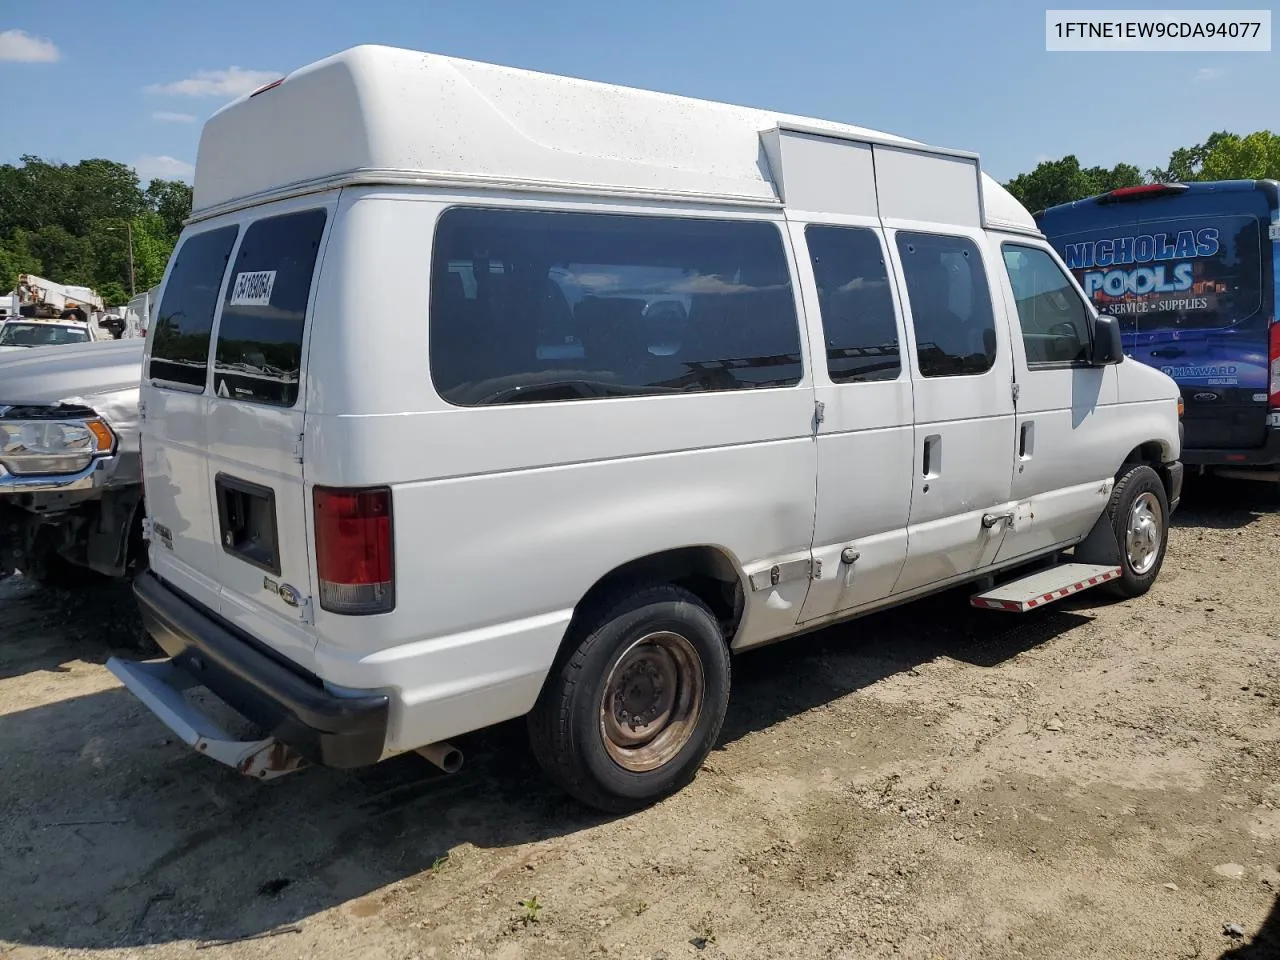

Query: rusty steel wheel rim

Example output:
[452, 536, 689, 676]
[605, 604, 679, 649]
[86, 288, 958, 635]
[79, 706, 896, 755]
[599, 630, 705, 773]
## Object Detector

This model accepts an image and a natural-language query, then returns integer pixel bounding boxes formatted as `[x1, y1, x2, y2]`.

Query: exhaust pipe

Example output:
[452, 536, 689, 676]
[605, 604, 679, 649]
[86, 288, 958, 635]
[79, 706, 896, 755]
[416, 741, 464, 774]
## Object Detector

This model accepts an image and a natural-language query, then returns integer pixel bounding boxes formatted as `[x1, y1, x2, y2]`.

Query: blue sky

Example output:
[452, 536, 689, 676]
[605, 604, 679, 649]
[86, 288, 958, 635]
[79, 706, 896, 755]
[0, 0, 1273, 186]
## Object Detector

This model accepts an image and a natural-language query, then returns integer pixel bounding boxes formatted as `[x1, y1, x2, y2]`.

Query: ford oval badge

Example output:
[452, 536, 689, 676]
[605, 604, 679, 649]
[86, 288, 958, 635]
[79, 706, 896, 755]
[277, 583, 302, 607]
[1194, 392, 1218, 402]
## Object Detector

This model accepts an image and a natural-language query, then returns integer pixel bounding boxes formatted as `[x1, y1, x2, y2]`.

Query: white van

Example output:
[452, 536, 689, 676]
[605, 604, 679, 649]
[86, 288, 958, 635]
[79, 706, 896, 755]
[109, 46, 1183, 811]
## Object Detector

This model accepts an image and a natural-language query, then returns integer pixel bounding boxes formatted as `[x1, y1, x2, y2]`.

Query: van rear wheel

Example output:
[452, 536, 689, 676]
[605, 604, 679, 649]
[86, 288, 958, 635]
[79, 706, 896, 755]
[528, 585, 730, 812]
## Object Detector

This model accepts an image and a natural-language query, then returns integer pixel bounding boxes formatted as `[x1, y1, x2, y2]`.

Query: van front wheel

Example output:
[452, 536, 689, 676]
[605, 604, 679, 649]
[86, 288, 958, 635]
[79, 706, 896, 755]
[1103, 463, 1170, 598]
[528, 585, 730, 813]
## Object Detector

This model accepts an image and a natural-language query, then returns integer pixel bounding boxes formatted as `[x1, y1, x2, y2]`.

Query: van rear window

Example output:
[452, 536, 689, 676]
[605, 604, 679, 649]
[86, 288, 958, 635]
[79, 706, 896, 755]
[429, 208, 803, 406]
[1058, 215, 1263, 333]
[213, 208, 327, 407]
[149, 225, 239, 387]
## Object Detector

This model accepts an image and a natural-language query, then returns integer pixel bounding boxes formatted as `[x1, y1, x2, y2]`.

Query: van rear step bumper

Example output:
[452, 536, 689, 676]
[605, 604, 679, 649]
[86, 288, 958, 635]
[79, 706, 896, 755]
[109, 571, 389, 771]
[106, 658, 308, 779]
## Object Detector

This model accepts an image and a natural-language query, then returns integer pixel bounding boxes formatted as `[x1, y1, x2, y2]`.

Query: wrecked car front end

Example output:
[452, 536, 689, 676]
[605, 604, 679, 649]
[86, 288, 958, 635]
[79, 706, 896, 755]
[0, 339, 144, 582]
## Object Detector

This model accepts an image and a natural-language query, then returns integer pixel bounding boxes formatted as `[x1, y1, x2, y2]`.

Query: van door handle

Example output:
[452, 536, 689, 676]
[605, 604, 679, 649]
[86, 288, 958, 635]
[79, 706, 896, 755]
[922, 434, 941, 479]
[1019, 422, 1035, 460]
[982, 511, 1015, 529]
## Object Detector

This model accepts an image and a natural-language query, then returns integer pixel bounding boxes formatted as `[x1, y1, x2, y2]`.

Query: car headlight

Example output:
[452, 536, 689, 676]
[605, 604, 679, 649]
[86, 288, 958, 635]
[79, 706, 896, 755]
[0, 417, 116, 475]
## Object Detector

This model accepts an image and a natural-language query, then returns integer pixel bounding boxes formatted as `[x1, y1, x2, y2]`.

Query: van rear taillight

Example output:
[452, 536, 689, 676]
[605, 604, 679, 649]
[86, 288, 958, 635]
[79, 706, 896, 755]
[313, 486, 394, 615]
[1270, 320, 1280, 411]
[1097, 183, 1189, 204]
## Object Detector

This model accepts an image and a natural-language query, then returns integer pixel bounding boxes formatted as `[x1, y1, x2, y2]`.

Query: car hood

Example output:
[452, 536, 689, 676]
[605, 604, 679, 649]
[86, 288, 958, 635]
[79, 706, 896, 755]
[0, 339, 144, 459]
[0, 338, 144, 407]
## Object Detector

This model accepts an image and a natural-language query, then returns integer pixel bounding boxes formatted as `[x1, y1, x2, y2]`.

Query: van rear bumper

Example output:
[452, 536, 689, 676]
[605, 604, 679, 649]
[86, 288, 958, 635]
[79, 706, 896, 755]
[1182, 427, 1280, 468]
[130, 571, 389, 768]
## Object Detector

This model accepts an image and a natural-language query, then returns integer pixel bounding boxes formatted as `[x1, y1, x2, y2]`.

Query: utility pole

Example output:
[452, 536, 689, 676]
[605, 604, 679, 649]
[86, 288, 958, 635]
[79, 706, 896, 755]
[126, 219, 136, 296]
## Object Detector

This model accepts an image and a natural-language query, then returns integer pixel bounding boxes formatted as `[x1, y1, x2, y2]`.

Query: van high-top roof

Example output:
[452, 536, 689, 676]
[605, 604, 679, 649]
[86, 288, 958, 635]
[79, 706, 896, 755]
[192, 44, 1035, 234]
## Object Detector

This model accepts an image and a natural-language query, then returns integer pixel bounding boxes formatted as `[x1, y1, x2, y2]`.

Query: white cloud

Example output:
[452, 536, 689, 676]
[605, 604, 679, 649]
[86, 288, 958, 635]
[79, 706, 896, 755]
[1034, 153, 1052, 164]
[146, 66, 281, 98]
[151, 110, 197, 124]
[133, 155, 195, 183]
[1193, 67, 1224, 83]
[0, 29, 60, 62]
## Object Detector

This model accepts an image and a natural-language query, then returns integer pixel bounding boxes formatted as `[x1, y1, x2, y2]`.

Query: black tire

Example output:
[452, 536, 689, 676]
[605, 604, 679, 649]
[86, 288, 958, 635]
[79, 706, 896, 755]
[1101, 464, 1170, 598]
[28, 552, 103, 588]
[125, 511, 149, 578]
[527, 584, 731, 813]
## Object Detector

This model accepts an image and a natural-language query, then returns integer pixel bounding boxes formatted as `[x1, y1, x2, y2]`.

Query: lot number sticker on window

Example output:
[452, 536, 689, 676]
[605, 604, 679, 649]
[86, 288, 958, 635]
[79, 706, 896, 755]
[230, 270, 276, 306]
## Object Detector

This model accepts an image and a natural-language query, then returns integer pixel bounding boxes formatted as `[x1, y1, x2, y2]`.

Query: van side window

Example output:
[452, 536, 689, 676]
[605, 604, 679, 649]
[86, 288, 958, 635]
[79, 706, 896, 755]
[1001, 244, 1092, 365]
[212, 209, 328, 407]
[429, 208, 803, 406]
[149, 225, 239, 387]
[896, 232, 997, 377]
[805, 225, 900, 382]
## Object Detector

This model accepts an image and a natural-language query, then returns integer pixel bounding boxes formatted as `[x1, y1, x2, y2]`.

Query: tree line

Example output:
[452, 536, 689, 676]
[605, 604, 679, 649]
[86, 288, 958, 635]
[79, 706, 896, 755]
[0, 130, 1276, 306]
[0, 156, 192, 307]
[1003, 130, 1280, 214]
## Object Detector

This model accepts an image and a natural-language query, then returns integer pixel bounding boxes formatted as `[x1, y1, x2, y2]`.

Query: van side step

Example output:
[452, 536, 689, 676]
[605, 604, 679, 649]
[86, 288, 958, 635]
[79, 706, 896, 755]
[969, 563, 1121, 612]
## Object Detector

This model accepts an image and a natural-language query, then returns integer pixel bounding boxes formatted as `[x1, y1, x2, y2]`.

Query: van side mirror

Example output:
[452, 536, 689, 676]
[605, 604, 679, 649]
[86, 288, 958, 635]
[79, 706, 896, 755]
[1090, 314, 1124, 366]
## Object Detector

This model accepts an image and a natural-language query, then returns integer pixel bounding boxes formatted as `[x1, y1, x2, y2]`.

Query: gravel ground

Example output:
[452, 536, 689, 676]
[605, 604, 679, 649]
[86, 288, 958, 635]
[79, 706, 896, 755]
[1, 475, 1278, 960]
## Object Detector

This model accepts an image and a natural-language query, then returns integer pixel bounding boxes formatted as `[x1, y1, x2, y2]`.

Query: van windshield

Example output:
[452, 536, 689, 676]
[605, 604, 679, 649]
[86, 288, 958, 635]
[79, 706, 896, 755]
[1057, 214, 1264, 335]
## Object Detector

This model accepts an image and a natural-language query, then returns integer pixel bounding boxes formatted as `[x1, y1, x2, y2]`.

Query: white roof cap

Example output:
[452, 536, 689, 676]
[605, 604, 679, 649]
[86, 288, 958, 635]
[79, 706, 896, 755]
[193, 44, 1036, 233]
[980, 174, 1037, 233]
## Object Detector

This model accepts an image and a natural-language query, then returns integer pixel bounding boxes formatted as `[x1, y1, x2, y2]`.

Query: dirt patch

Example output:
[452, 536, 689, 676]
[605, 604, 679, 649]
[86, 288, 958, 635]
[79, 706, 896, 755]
[1, 476, 1278, 959]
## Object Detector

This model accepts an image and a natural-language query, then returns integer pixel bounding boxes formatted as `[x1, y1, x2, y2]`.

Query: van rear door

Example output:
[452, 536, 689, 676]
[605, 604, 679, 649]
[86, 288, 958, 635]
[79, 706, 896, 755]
[203, 203, 331, 668]
[143, 224, 241, 602]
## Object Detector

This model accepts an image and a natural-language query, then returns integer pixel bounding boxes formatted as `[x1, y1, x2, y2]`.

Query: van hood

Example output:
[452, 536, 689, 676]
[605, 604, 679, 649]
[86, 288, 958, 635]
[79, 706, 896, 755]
[1118, 354, 1181, 405]
[0, 338, 144, 407]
